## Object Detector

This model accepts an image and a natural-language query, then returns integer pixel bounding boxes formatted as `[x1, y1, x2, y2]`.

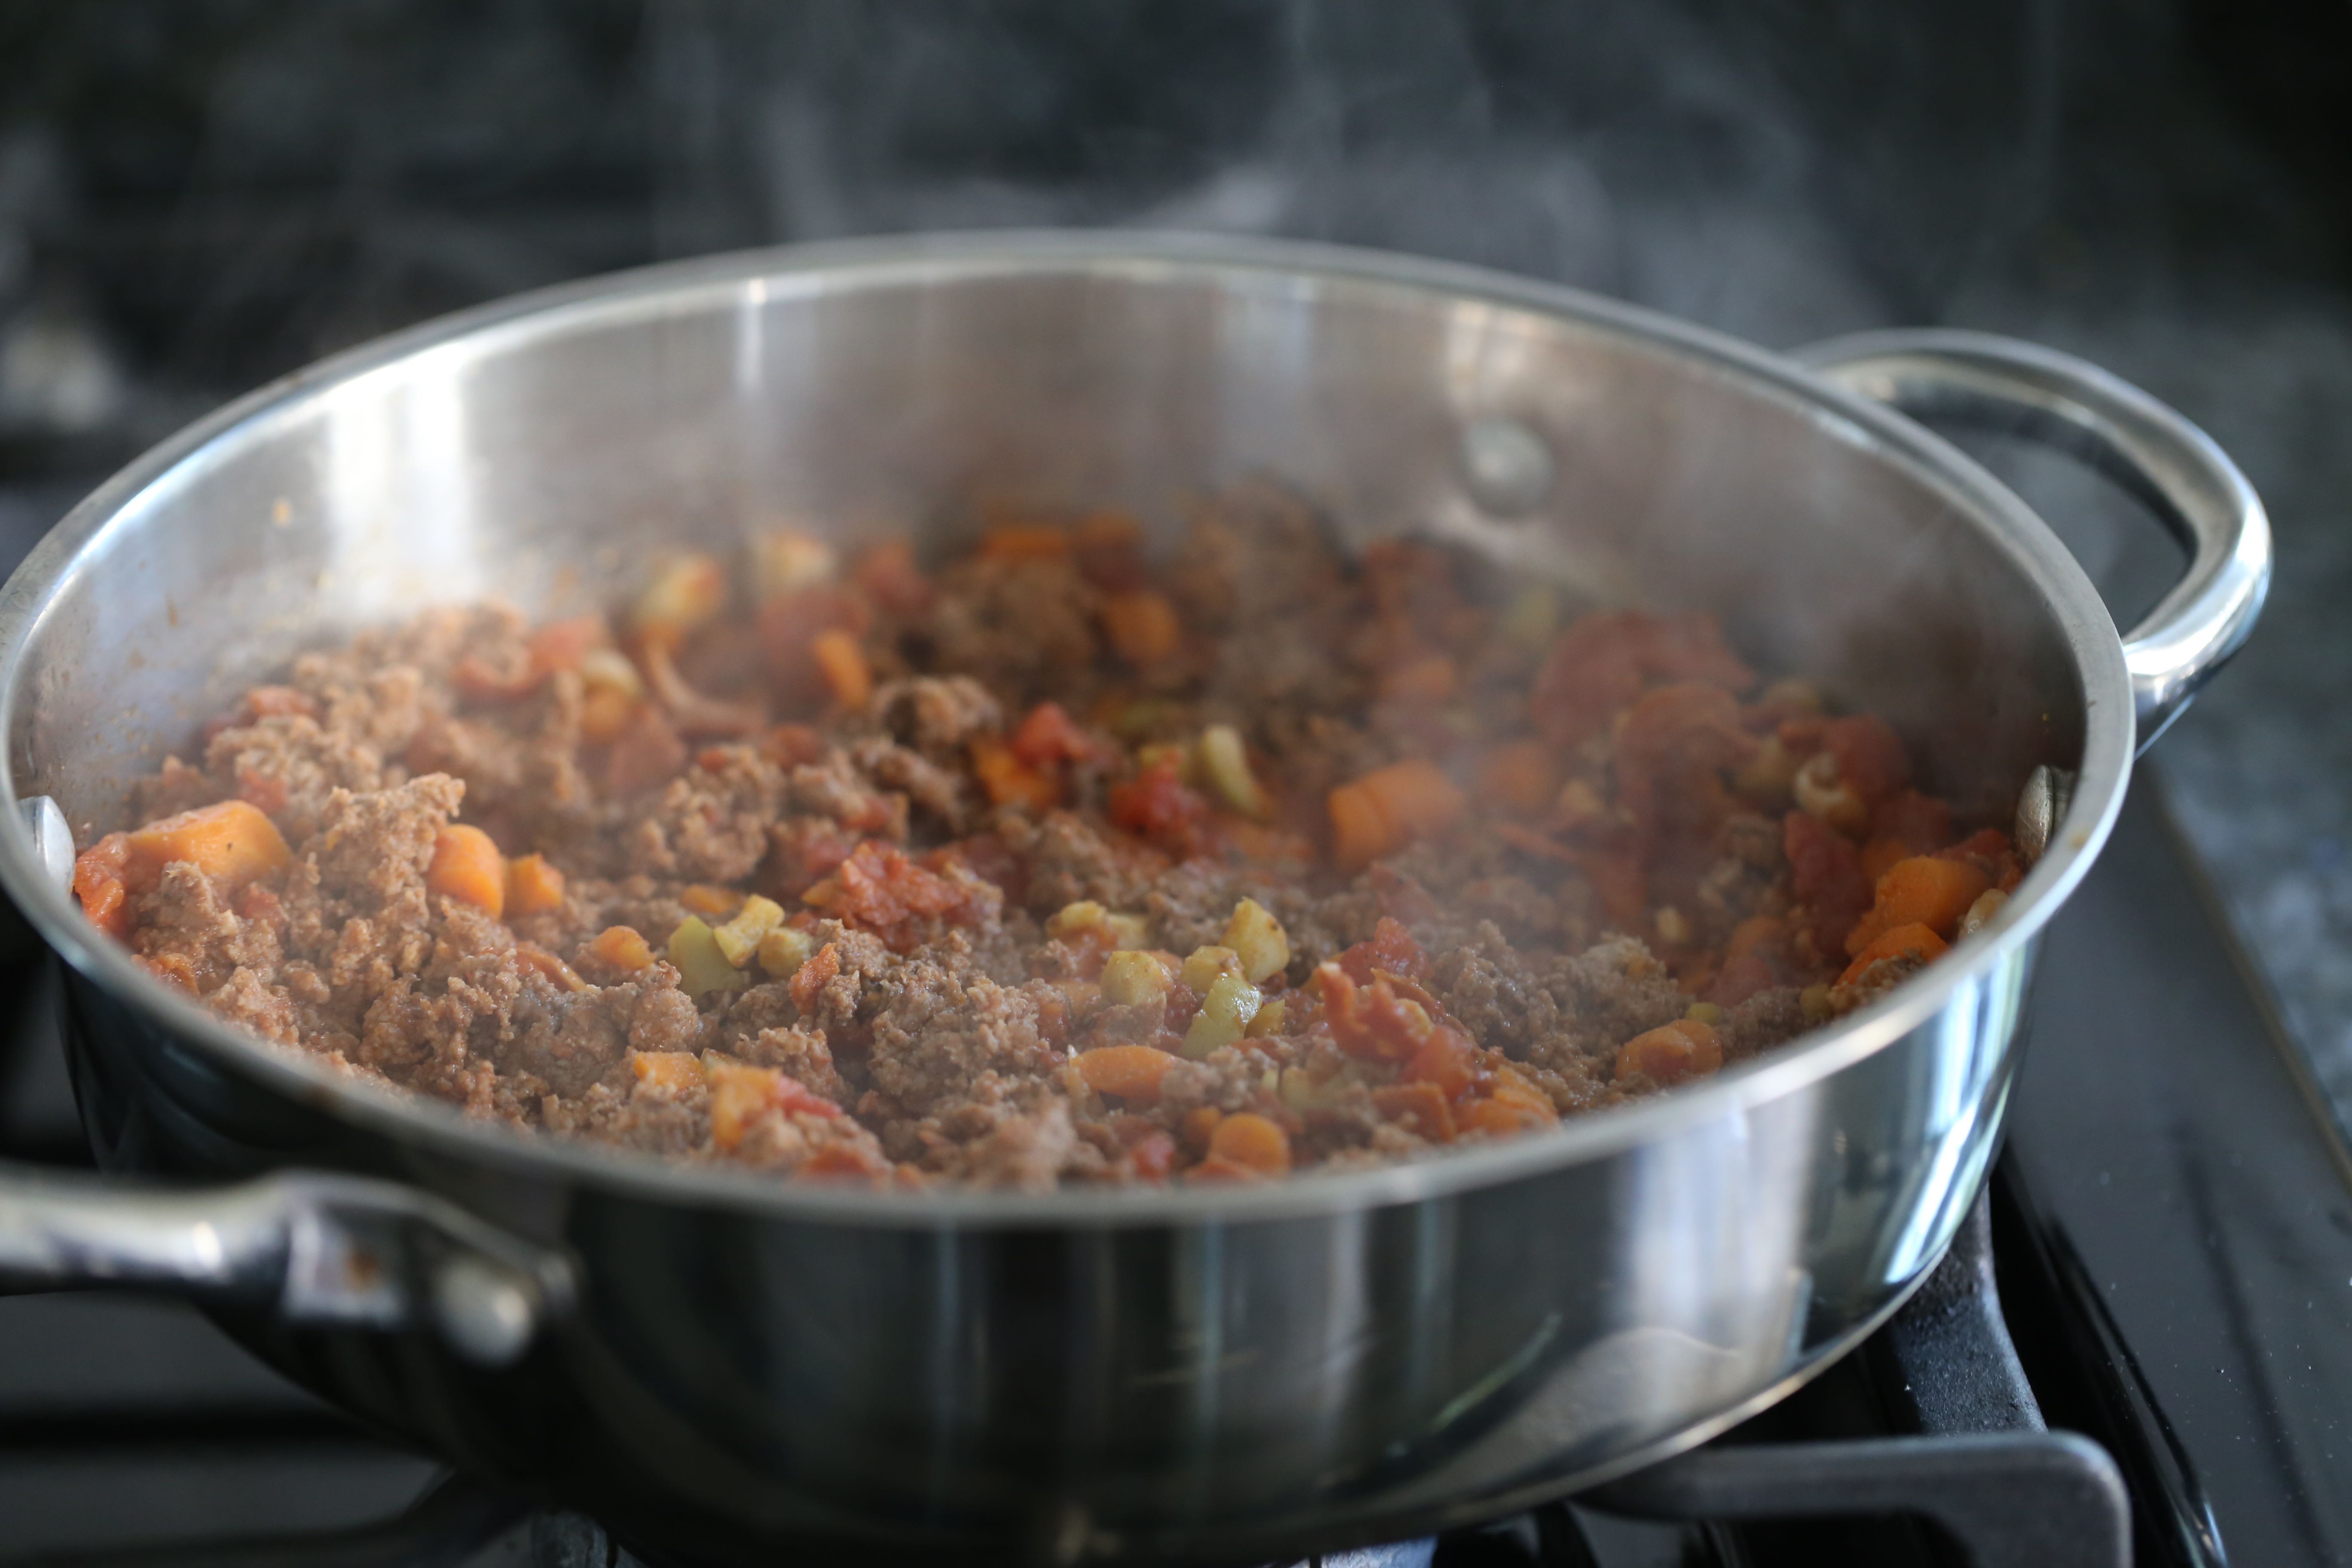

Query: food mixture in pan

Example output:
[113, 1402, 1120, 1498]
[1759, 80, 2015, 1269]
[70, 484, 2024, 1189]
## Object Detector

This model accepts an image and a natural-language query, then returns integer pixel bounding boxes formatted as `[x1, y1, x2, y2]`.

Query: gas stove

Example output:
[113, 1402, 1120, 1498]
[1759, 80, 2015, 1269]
[0, 469, 2343, 1566]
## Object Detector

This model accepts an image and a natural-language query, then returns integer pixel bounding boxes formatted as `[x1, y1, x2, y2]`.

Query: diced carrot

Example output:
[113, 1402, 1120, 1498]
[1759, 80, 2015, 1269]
[1838, 922, 1951, 987]
[979, 523, 1070, 561]
[1207, 1112, 1292, 1176]
[1613, 1017, 1725, 1086]
[516, 943, 586, 991]
[809, 629, 872, 710]
[1458, 1096, 1551, 1138]
[604, 704, 686, 796]
[1100, 590, 1181, 665]
[1075, 1044, 1182, 1103]
[126, 800, 292, 891]
[970, 735, 1062, 812]
[72, 834, 135, 939]
[1373, 1081, 1457, 1142]
[1328, 760, 1466, 869]
[505, 853, 567, 916]
[588, 925, 656, 972]
[426, 824, 506, 916]
[1844, 856, 1991, 957]
[1488, 1063, 1559, 1121]
[1477, 741, 1559, 815]
[705, 1060, 840, 1151]
[679, 883, 743, 919]
[1180, 1105, 1224, 1150]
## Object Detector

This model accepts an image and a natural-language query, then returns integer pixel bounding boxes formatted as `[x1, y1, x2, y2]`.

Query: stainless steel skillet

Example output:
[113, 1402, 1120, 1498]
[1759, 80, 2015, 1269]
[0, 233, 2266, 1565]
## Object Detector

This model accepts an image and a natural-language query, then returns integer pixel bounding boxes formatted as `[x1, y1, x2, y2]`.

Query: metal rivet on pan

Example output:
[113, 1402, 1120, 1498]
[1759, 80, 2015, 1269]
[2015, 764, 2076, 864]
[19, 795, 74, 891]
[432, 1253, 540, 1366]
[1459, 415, 1555, 517]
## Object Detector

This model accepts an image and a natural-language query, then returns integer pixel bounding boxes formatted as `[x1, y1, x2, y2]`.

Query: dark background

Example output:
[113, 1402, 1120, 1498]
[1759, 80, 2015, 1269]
[3, 0, 2350, 1132]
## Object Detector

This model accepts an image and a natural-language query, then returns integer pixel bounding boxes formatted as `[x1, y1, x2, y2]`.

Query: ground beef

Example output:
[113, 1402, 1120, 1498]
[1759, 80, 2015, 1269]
[71, 483, 2017, 1188]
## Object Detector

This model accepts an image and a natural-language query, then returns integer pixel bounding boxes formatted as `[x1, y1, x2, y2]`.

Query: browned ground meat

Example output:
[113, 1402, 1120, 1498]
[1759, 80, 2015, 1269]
[70, 484, 2024, 1190]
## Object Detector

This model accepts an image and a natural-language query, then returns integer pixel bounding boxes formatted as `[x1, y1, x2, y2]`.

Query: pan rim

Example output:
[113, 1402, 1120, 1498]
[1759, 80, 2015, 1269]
[0, 228, 2132, 1228]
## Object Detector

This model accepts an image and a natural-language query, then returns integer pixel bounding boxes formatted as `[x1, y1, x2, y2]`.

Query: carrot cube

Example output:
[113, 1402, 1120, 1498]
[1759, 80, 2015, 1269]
[505, 853, 567, 916]
[426, 824, 505, 916]
[126, 800, 292, 891]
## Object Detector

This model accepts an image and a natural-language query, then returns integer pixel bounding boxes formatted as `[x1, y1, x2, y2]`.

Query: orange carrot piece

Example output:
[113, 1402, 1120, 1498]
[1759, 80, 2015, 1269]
[1100, 590, 1181, 665]
[631, 1051, 704, 1093]
[426, 824, 505, 916]
[588, 925, 655, 972]
[1458, 1096, 1551, 1138]
[1180, 1104, 1224, 1151]
[126, 800, 292, 891]
[1328, 760, 1465, 868]
[678, 883, 743, 919]
[809, 628, 872, 710]
[1844, 856, 1991, 957]
[1838, 922, 1950, 987]
[970, 736, 1062, 812]
[516, 942, 586, 992]
[505, 853, 567, 916]
[1613, 1017, 1725, 1086]
[72, 835, 135, 939]
[1075, 1044, 1182, 1103]
[1488, 1063, 1559, 1121]
[1207, 1112, 1292, 1176]
[1477, 741, 1559, 815]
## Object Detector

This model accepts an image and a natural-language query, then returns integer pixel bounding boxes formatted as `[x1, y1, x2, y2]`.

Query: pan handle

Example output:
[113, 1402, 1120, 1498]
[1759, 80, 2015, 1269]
[1792, 329, 2271, 751]
[3, 796, 570, 1366]
[0, 1161, 570, 1366]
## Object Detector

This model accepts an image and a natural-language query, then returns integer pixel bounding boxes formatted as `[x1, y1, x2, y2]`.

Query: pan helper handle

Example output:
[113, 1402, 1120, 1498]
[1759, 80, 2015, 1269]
[1792, 329, 2271, 753]
[0, 795, 573, 1366]
[0, 1162, 571, 1365]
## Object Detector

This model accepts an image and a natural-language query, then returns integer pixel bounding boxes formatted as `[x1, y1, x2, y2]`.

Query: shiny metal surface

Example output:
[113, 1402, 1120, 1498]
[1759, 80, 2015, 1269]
[1794, 329, 2271, 750]
[0, 234, 2266, 1562]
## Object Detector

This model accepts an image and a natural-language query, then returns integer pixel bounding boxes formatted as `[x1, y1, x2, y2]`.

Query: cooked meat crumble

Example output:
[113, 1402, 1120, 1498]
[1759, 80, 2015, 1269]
[70, 485, 2022, 1190]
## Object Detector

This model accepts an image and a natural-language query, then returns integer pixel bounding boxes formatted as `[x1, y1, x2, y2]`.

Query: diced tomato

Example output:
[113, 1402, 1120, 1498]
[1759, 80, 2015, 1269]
[1108, 754, 1209, 859]
[1009, 702, 1102, 769]
[770, 818, 858, 898]
[1373, 1081, 1457, 1142]
[1317, 961, 1453, 1064]
[604, 704, 687, 797]
[1531, 611, 1755, 750]
[850, 540, 933, 618]
[802, 841, 985, 952]
[790, 941, 841, 1012]
[1785, 808, 1873, 956]
[1403, 1027, 1480, 1100]
[1822, 715, 1910, 806]
[1334, 916, 1426, 984]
